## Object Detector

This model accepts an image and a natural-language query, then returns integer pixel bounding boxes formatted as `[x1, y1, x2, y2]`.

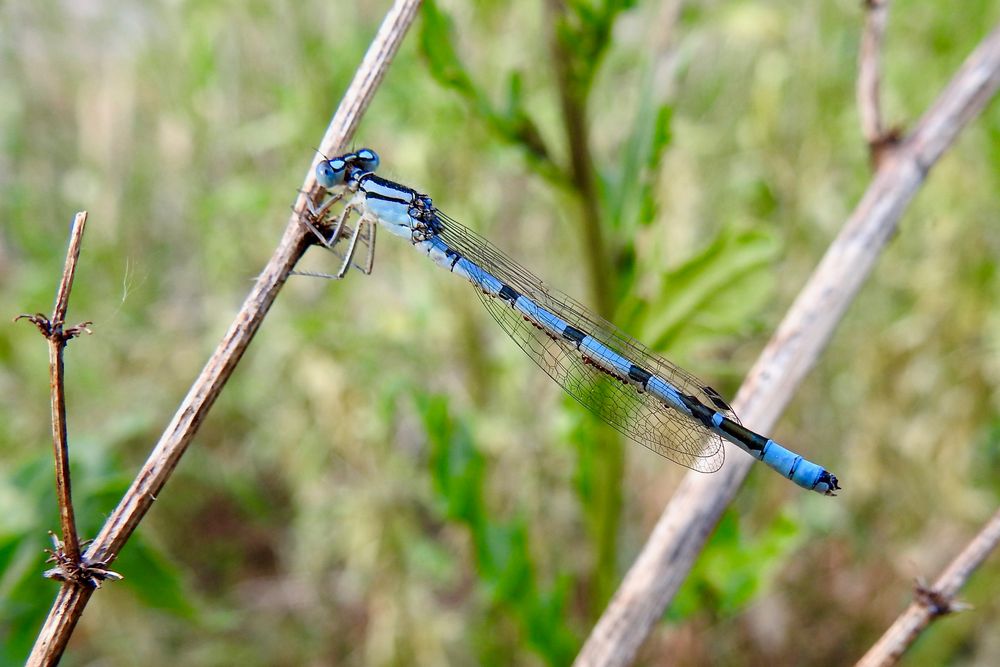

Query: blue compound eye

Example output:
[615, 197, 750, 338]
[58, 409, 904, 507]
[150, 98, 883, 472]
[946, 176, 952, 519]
[316, 158, 347, 188]
[354, 148, 380, 173]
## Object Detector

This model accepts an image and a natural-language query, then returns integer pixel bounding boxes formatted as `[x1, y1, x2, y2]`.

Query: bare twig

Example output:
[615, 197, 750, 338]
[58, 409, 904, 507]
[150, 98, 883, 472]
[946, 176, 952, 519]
[575, 22, 1000, 667]
[51, 213, 88, 326]
[26, 1, 422, 664]
[42, 531, 122, 589]
[858, 0, 899, 165]
[856, 505, 1000, 667]
[15, 212, 94, 574]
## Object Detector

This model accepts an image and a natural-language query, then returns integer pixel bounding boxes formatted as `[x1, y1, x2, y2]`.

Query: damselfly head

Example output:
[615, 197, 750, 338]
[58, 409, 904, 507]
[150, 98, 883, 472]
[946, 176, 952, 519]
[316, 157, 348, 189]
[317, 149, 379, 189]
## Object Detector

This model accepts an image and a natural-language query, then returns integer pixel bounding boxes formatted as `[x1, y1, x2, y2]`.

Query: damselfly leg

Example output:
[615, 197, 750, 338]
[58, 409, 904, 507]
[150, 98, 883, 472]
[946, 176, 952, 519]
[294, 199, 376, 280]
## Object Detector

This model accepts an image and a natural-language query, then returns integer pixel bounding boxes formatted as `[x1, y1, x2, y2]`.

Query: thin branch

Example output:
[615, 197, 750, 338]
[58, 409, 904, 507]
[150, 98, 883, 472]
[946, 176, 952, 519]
[15, 212, 95, 573]
[856, 505, 1000, 667]
[858, 0, 898, 165]
[45, 211, 87, 563]
[26, 1, 422, 664]
[51, 212, 88, 325]
[574, 21, 1000, 667]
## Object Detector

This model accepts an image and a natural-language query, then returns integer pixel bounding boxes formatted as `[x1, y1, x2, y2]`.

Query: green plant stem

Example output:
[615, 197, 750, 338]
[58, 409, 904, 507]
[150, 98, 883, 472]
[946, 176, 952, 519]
[545, 0, 623, 614]
[546, 6, 612, 319]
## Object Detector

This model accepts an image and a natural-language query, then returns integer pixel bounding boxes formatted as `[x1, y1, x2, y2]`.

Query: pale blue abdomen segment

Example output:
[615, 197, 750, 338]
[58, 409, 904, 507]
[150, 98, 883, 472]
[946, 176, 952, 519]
[758, 439, 836, 493]
[579, 336, 634, 379]
[515, 297, 569, 337]
[646, 376, 691, 414]
[451, 253, 504, 297]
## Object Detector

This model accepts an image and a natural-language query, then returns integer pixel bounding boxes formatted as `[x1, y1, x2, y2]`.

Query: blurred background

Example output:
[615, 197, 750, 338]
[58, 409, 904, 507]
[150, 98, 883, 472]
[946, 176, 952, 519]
[2, 0, 1000, 665]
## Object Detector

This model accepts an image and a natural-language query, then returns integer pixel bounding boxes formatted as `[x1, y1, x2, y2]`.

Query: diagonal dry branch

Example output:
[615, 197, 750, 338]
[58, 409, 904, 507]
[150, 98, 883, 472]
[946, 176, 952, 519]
[574, 21, 1000, 667]
[25, 1, 422, 664]
[856, 505, 1000, 667]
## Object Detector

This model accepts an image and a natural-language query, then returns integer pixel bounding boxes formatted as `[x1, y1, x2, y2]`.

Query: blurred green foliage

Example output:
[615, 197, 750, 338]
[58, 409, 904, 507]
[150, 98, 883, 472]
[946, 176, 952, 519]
[2, 0, 1000, 665]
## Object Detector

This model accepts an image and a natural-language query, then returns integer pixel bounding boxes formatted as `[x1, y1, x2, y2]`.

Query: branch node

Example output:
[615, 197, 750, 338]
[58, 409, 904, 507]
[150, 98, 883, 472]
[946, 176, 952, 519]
[913, 579, 971, 617]
[15, 313, 55, 336]
[14, 314, 93, 343]
[43, 532, 124, 589]
[870, 126, 905, 168]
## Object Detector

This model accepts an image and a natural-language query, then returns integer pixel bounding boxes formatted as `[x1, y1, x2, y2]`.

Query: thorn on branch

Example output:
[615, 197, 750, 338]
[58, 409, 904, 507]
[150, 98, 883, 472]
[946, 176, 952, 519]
[14, 314, 94, 343]
[64, 321, 94, 340]
[44, 532, 123, 589]
[913, 579, 971, 617]
[870, 126, 905, 169]
[14, 313, 55, 336]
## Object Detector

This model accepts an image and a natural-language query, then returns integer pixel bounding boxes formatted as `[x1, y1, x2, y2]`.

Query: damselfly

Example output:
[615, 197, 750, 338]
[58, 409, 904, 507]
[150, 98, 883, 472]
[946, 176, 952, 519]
[300, 149, 840, 495]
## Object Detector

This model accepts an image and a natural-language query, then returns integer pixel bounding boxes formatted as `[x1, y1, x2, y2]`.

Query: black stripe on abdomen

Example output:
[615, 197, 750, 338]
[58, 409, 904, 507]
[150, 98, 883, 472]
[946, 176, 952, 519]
[561, 325, 585, 346]
[628, 364, 652, 388]
[499, 285, 519, 304]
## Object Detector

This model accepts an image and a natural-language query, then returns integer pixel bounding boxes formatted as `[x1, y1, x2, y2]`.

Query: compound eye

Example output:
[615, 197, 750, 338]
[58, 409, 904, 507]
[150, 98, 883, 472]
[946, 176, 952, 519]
[354, 148, 380, 173]
[316, 158, 347, 188]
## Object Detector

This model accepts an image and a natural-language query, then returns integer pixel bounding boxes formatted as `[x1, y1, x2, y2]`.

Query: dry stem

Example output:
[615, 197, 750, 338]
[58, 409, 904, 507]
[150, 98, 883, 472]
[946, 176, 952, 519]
[856, 506, 1000, 667]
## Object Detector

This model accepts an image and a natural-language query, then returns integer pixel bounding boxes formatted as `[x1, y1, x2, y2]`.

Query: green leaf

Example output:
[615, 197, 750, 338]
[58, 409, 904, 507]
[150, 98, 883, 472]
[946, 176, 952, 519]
[601, 64, 674, 236]
[638, 104, 674, 225]
[501, 71, 552, 166]
[0, 449, 195, 666]
[114, 532, 198, 618]
[419, 0, 477, 100]
[417, 393, 486, 524]
[560, 0, 638, 90]
[414, 395, 580, 665]
[670, 510, 801, 620]
[623, 227, 782, 352]
[0, 531, 51, 665]
[420, 2, 564, 187]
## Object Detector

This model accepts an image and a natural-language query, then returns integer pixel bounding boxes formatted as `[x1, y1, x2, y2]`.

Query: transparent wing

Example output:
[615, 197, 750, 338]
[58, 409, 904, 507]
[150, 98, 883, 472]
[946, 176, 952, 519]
[434, 211, 733, 473]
